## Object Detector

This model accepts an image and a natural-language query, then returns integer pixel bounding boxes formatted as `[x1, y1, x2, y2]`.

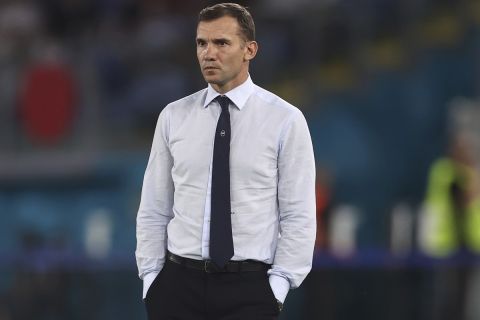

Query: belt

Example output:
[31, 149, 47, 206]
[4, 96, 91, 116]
[167, 252, 270, 273]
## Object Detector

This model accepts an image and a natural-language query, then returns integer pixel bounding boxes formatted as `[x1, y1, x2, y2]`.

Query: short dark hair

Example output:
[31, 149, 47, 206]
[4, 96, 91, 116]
[198, 3, 255, 41]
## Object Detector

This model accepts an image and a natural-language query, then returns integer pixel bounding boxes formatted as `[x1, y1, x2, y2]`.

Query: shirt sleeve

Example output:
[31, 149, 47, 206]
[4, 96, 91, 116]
[135, 106, 174, 299]
[267, 108, 316, 302]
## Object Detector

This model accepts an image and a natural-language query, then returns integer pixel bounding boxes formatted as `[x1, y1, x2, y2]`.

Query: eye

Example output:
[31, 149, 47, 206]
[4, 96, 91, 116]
[214, 39, 229, 47]
[196, 39, 206, 47]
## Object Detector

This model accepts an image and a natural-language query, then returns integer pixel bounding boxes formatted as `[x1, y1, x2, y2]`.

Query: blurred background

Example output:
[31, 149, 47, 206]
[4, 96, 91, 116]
[1, 0, 480, 319]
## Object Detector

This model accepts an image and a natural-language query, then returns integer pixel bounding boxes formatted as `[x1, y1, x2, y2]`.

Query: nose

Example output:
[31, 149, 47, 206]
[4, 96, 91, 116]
[202, 43, 217, 61]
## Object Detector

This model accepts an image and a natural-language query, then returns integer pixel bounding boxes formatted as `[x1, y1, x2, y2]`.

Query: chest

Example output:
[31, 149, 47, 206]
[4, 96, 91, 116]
[168, 106, 282, 184]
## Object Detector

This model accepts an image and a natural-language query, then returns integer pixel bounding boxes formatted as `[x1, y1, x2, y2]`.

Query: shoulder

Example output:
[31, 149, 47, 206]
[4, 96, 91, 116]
[251, 84, 303, 118]
[161, 88, 207, 115]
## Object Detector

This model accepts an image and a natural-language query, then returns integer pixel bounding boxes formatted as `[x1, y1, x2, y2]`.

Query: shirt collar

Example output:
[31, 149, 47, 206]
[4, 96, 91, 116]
[203, 75, 255, 110]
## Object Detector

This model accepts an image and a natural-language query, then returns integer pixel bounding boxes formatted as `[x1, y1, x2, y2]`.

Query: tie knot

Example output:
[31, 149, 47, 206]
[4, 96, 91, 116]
[216, 96, 230, 112]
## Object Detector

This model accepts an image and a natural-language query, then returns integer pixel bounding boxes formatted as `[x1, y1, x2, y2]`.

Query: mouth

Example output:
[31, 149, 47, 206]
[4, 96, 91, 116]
[203, 66, 219, 71]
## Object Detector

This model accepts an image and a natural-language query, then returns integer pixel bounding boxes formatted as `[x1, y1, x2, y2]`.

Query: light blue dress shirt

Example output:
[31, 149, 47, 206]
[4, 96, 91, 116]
[136, 76, 316, 303]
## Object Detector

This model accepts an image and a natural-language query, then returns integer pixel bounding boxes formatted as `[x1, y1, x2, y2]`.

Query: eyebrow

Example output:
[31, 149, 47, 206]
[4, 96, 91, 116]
[196, 37, 232, 44]
[213, 38, 231, 44]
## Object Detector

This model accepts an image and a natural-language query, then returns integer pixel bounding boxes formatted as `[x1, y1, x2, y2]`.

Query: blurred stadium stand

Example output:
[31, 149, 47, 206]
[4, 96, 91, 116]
[1, 0, 480, 319]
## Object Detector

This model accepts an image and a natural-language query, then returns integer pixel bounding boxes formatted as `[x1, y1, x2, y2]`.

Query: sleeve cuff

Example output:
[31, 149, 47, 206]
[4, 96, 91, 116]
[268, 274, 290, 303]
[142, 272, 159, 300]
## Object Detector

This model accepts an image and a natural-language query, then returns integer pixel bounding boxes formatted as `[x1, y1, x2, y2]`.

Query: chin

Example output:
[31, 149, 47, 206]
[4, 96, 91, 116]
[204, 76, 221, 85]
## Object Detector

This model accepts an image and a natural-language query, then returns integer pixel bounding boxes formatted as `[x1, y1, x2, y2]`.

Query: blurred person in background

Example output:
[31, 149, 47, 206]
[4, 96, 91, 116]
[135, 3, 316, 320]
[420, 122, 480, 257]
[419, 103, 480, 320]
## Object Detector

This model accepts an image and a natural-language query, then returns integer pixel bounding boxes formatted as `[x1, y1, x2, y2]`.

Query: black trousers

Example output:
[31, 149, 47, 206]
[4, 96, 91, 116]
[144, 258, 280, 320]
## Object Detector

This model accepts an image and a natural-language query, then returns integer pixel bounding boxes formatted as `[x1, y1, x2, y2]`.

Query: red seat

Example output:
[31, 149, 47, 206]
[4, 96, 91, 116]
[19, 63, 76, 145]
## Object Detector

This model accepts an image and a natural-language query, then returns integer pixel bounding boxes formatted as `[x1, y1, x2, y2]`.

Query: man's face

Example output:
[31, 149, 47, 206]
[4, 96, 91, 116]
[196, 16, 257, 93]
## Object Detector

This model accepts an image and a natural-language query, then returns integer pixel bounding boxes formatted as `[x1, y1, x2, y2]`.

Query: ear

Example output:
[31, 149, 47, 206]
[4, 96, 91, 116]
[244, 41, 258, 61]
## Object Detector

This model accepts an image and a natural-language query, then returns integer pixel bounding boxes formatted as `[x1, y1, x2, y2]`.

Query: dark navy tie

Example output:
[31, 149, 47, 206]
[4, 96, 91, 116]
[210, 95, 234, 268]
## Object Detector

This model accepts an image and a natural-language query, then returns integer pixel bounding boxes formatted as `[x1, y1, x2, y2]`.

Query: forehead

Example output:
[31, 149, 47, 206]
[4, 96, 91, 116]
[196, 16, 242, 39]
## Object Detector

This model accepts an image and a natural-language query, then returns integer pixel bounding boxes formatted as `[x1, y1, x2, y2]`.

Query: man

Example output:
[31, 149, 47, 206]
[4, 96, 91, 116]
[136, 3, 316, 319]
